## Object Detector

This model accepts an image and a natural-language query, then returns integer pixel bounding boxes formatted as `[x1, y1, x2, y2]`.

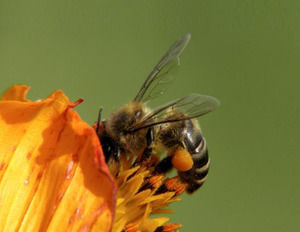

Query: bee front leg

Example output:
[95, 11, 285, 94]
[133, 127, 154, 166]
[141, 127, 154, 161]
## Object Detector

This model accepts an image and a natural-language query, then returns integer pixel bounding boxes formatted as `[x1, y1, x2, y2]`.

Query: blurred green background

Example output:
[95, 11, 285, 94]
[1, 1, 299, 231]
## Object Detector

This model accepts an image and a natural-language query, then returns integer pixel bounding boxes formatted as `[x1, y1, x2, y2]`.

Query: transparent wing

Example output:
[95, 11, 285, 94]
[134, 33, 191, 102]
[130, 94, 220, 131]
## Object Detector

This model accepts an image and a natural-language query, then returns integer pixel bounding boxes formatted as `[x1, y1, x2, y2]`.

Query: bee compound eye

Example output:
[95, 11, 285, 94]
[135, 110, 142, 118]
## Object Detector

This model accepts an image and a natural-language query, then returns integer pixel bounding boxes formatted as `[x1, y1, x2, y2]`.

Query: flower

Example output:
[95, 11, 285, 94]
[0, 85, 186, 232]
[109, 155, 184, 232]
[0, 85, 116, 231]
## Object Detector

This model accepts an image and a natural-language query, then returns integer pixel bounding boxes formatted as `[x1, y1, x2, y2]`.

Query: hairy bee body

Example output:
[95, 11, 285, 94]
[157, 114, 209, 194]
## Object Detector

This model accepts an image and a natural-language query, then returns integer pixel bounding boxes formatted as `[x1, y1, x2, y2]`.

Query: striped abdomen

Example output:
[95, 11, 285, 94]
[178, 119, 210, 194]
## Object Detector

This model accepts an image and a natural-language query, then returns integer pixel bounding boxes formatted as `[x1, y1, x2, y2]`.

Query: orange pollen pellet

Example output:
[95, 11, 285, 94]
[171, 147, 193, 171]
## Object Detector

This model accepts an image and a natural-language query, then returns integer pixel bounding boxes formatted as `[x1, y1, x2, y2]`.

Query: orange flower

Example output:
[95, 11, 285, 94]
[0, 85, 116, 232]
[0, 85, 185, 232]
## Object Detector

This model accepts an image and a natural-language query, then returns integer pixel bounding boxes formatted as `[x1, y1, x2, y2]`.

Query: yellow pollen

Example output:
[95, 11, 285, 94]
[109, 154, 184, 232]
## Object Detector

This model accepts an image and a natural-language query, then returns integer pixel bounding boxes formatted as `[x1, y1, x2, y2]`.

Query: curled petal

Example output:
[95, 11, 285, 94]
[1, 84, 30, 101]
[0, 85, 116, 232]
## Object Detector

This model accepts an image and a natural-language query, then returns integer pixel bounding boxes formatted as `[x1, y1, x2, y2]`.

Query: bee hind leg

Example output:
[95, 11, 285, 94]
[154, 155, 173, 174]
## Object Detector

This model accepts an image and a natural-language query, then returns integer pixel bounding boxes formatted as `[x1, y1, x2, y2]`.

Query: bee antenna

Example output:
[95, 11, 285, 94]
[96, 107, 103, 136]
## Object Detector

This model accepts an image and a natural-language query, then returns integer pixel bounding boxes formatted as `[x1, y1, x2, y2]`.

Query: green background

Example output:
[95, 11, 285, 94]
[1, 1, 299, 231]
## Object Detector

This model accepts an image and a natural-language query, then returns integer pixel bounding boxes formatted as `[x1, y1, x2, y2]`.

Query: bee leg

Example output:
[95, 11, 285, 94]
[133, 127, 154, 166]
[100, 132, 120, 175]
[101, 134, 120, 163]
[105, 146, 120, 176]
[146, 126, 154, 146]
[141, 127, 154, 161]
[154, 155, 173, 174]
[112, 145, 120, 162]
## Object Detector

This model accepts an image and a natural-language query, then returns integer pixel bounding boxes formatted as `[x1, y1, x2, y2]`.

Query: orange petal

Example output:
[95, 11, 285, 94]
[0, 85, 116, 232]
[1, 84, 30, 101]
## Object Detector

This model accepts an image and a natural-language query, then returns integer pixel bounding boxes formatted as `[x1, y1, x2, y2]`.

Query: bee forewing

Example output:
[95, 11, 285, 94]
[130, 94, 220, 131]
[156, 33, 191, 70]
[134, 33, 191, 102]
[172, 94, 220, 117]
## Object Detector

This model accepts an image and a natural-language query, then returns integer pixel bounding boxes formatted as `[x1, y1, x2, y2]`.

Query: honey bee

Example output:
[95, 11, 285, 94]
[96, 33, 219, 192]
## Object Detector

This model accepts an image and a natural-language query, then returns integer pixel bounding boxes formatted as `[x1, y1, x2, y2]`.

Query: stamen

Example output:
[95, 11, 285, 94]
[154, 223, 182, 232]
[124, 223, 139, 232]
[138, 175, 164, 192]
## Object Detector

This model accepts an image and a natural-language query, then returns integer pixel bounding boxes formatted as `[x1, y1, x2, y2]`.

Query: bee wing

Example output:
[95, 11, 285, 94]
[130, 94, 220, 131]
[134, 33, 191, 102]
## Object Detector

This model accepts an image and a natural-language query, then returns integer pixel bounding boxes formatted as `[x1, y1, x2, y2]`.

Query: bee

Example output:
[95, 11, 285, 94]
[96, 33, 219, 192]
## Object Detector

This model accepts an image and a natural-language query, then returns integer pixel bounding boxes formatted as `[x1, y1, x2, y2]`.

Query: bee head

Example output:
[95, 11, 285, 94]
[104, 102, 151, 155]
[108, 102, 145, 132]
